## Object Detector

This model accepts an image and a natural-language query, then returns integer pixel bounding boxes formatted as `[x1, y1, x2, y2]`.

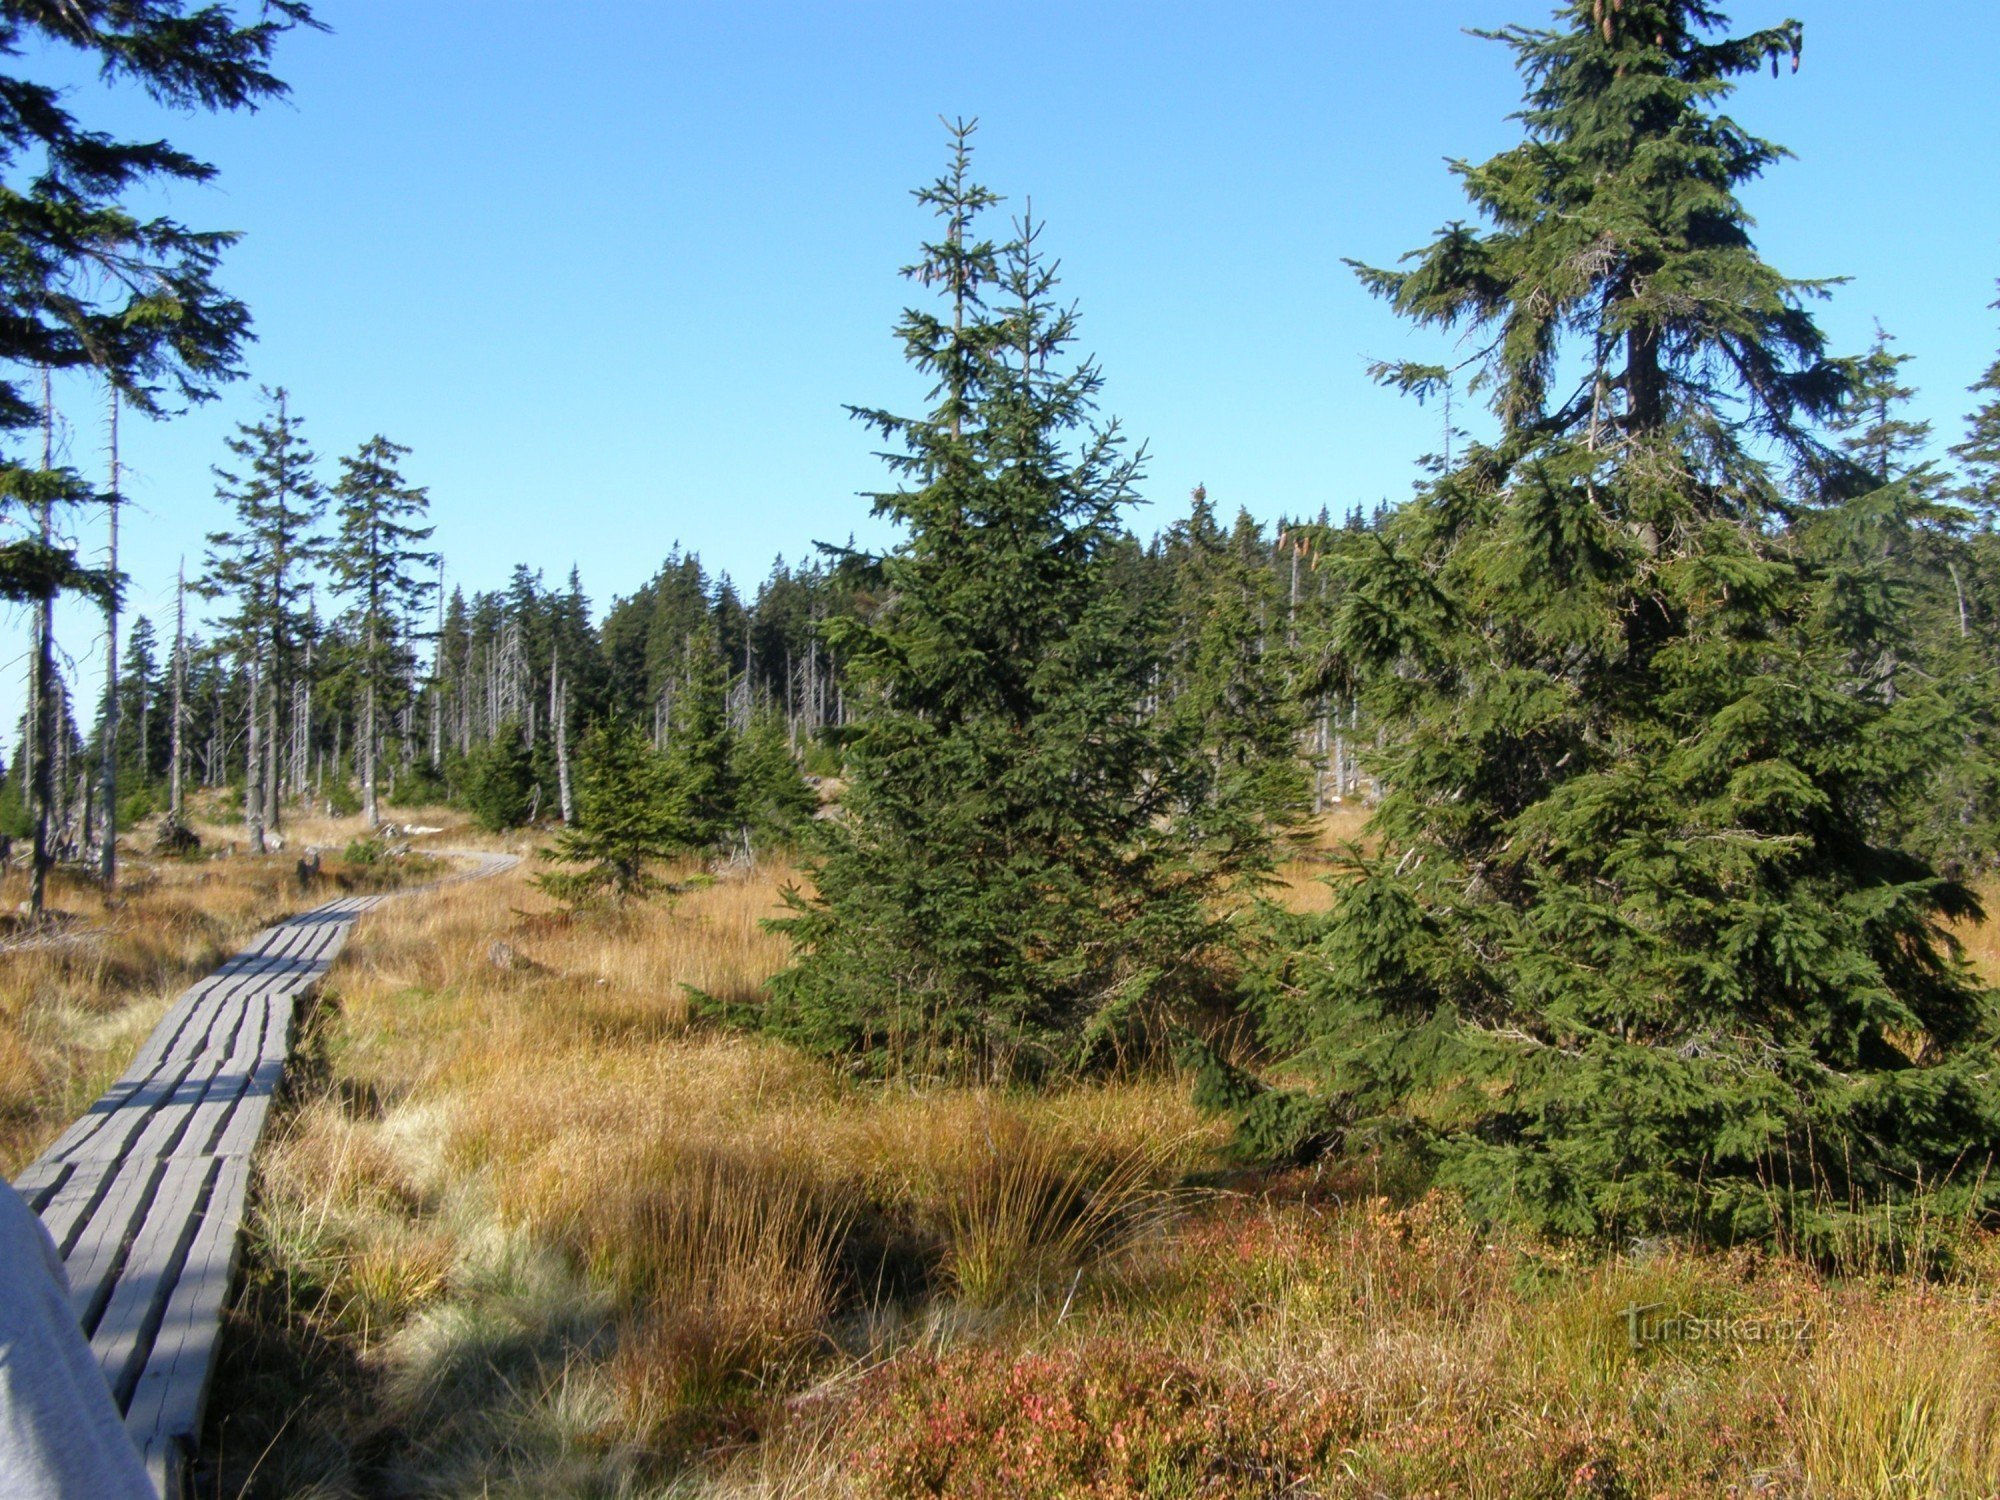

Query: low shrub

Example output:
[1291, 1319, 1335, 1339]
[852, 1342, 1348, 1500]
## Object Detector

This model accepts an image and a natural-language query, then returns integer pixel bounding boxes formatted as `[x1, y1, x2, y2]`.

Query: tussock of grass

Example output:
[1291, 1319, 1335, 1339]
[942, 1113, 1181, 1307]
[1793, 1302, 2000, 1498]
[604, 1148, 847, 1422]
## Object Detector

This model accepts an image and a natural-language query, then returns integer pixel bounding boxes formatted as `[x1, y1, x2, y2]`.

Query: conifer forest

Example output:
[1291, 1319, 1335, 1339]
[7, 3, 2000, 1497]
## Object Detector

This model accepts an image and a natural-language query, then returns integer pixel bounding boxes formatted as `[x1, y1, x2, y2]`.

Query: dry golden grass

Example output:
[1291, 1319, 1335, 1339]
[173, 790, 486, 856]
[1267, 800, 1376, 914]
[941, 1114, 1179, 1307]
[197, 831, 2000, 1499]
[1791, 1297, 2000, 1498]
[1950, 882, 2000, 988]
[212, 855, 1224, 1494]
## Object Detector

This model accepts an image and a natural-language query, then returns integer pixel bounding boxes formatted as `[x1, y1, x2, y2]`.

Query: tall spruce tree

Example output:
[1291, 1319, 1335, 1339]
[1251, 3, 2000, 1248]
[1816, 330, 2000, 877]
[731, 707, 818, 858]
[328, 435, 437, 827]
[114, 616, 160, 786]
[462, 726, 536, 832]
[1157, 491, 1310, 839]
[1954, 281, 2000, 521]
[1835, 328, 1935, 492]
[1809, 328, 1953, 707]
[766, 122, 1244, 1080]
[202, 387, 323, 850]
[0, 1, 313, 912]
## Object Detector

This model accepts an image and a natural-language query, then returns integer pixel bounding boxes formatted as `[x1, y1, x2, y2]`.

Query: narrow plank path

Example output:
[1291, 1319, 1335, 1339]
[9, 849, 517, 1497]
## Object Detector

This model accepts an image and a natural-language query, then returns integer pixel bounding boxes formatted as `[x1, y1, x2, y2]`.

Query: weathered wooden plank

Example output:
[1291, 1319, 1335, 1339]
[126, 916, 298, 1073]
[206, 985, 312, 1163]
[126, 932, 278, 1070]
[40, 984, 234, 1165]
[30, 887, 422, 1185]
[138, 1434, 180, 1500]
[78, 1042, 235, 1171]
[92, 1155, 215, 1408]
[30, 1157, 113, 1253]
[122, 1155, 251, 1448]
[208, 1058, 287, 1163]
[167, 980, 274, 1165]
[144, 959, 265, 1064]
[14, 1156, 70, 1212]
[57, 929, 297, 1145]
[265, 908, 350, 998]
[184, 993, 279, 1164]
[53, 914, 334, 1170]
[52, 1061, 196, 1169]
[63, 1157, 166, 1333]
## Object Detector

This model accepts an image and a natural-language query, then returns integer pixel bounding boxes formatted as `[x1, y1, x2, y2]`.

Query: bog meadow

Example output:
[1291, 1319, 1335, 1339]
[6, 2, 2000, 1497]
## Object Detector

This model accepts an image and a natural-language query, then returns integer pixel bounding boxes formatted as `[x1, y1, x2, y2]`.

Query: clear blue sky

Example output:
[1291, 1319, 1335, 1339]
[7, 0, 1999, 736]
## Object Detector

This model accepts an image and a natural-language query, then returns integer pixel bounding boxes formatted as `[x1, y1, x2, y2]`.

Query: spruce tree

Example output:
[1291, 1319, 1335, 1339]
[1835, 328, 1935, 491]
[1157, 490, 1309, 839]
[201, 387, 323, 851]
[0, 2, 314, 912]
[1953, 282, 2000, 520]
[328, 435, 437, 827]
[114, 617, 161, 785]
[1255, 3, 2000, 1248]
[731, 708, 818, 857]
[766, 122, 1242, 1080]
[665, 625, 737, 850]
[0, 0, 315, 596]
[1809, 327, 1955, 707]
[535, 718, 690, 905]
[461, 727, 536, 832]
[1816, 330, 2000, 877]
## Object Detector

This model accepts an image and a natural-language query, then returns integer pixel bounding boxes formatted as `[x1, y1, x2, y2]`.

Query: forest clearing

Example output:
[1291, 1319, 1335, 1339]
[8, 0, 2000, 1495]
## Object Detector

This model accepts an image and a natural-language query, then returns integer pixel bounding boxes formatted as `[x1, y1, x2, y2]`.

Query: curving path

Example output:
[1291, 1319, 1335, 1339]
[9, 849, 516, 1497]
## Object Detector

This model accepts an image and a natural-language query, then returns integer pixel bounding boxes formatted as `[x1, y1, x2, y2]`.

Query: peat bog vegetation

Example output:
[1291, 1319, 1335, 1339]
[195, 834, 2000, 1499]
[8, 0, 2000, 1496]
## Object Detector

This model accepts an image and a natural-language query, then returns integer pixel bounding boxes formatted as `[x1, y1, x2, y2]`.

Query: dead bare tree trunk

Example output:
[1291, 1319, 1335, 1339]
[29, 372, 58, 919]
[554, 666, 573, 824]
[261, 671, 279, 839]
[100, 385, 120, 888]
[245, 657, 266, 854]
[361, 609, 379, 828]
[170, 562, 187, 821]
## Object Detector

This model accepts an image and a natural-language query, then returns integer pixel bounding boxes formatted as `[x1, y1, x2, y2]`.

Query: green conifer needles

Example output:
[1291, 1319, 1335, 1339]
[1262, 3, 2000, 1250]
[535, 719, 690, 904]
[765, 121, 1257, 1081]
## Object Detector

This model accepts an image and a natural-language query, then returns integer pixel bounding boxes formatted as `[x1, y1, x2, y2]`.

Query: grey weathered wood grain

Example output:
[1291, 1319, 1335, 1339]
[14, 1155, 69, 1211]
[63, 1158, 166, 1331]
[92, 1156, 214, 1405]
[33, 1156, 115, 1257]
[120, 1155, 250, 1449]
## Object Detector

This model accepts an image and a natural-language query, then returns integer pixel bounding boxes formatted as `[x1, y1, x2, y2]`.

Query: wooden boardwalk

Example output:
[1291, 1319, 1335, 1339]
[9, 851, 515, 1497]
